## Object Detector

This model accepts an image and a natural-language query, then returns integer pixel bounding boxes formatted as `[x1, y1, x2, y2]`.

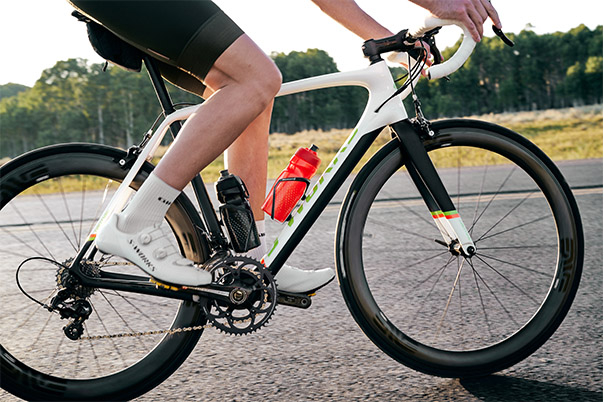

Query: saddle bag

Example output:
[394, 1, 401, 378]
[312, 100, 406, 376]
[73, 10, 143, 72]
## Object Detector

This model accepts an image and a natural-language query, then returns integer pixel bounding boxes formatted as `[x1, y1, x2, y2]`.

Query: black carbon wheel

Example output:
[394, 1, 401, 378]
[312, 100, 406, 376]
[336, 120, 583, 378]
[1, 143, 210, 401]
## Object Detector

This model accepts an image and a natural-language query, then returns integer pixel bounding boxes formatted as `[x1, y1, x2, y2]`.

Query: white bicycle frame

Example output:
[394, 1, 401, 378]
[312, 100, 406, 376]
[89, 17, 477, 268]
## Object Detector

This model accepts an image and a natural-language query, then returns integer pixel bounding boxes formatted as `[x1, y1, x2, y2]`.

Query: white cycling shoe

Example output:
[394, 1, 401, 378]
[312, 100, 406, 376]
[96, 214, 212, 287]
[274, 264, 335, 294]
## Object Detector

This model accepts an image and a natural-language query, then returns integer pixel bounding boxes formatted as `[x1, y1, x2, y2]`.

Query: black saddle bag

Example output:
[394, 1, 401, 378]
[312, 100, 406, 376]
[73, 10, 143, 72]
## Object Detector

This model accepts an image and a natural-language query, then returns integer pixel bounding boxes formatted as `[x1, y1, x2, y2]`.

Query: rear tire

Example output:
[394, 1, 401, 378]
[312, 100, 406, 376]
[336, 120, 583, 377]
[0, 143, 210, 400]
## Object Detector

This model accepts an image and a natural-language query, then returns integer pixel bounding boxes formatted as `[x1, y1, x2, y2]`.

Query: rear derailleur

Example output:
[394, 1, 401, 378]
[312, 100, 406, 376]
[48, 289, 92, 340]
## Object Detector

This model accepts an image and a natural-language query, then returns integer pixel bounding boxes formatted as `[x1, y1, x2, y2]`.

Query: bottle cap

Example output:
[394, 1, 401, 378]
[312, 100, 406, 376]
[295, 146, 321, 168]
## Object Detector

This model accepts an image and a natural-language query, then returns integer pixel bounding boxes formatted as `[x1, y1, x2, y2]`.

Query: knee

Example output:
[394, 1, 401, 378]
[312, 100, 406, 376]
[251, 61, 282, 109]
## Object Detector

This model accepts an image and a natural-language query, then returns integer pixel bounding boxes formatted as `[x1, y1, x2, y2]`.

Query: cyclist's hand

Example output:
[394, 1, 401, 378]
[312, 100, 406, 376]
[410, 0, 502, 42]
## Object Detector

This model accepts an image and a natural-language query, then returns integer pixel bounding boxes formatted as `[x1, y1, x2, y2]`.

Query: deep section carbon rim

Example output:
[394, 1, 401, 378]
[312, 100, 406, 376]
[338, 121, 583, 377]
[0, 144, 207, 401]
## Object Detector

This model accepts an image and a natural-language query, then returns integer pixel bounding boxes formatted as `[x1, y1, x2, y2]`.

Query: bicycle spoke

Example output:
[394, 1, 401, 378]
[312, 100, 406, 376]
[34, 189, 78, 253]
[58, 178, 79, 249]
[98, 291, 148, 349]
[469, 166, 516, 234]
[85, 179, 115, 240]
[477, 214, 552, 243]
[457, 269, 464, 346]
[378, 187, 434, 228]
[410, 255, 455, 322]
[435, 257, 465, 340]
[478, 244, 556, 250]
[104, 290, 168, 328]
[0, 245, 38, 260]
[474, 254, 540, 304]
[3, 209, 52, 259]
[475, 191, 533, 242]
[470, 265, 520, 328]
[84, 325, 104, 373]
[477, 252, 550, 278]
[468, 258, 493, 339]
[415, 252, 454, 285]
[89, 300, 128, 367]
[367, 216, 434, 242]
[470, 163, 489, 237]
[49, 332, 66, 376]
[78, 178, 87, 247]
[27, 312, 54, 350]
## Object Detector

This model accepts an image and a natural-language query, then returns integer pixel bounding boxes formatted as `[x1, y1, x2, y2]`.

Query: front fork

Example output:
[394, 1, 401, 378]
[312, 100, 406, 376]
[392, 120, 476, 257]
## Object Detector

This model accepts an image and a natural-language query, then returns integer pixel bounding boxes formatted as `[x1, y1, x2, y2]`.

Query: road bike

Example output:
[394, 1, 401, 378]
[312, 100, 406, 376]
[0, 14, 583, 401]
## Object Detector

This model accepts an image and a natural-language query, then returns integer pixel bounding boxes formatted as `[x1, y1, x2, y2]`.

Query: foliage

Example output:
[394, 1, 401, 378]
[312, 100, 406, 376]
[0, 83, 29, 100]
[0, 25, 602, 158]
[270, 49, 367, 133]
[411, 24, 603, 117]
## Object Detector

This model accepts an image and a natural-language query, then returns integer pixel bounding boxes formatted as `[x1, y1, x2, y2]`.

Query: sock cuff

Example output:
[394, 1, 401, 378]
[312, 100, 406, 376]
[143, 173, 181, 204]
[255, 220, 266, 235]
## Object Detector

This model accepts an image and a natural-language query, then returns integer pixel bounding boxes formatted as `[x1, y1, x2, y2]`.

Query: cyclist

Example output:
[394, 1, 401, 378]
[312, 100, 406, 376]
[68, 0, 501, 292]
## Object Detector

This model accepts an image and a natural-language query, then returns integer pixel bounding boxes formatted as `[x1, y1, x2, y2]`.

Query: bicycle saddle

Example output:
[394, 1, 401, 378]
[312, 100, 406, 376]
[72, 10, 143, 72]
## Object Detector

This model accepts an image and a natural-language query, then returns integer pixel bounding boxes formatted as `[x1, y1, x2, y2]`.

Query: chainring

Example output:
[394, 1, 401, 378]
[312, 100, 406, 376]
[203, 255, 277, 335]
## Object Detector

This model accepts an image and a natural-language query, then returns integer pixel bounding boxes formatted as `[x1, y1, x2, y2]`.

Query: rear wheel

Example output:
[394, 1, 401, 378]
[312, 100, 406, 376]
[0, 144, 210, 401]
[337, 120, 583, 377]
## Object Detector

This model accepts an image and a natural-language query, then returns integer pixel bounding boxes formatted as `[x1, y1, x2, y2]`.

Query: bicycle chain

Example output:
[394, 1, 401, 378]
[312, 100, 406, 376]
[77, 256, 274, 340]
[79, 316, 259, 340]
[79, 323, 212, 340]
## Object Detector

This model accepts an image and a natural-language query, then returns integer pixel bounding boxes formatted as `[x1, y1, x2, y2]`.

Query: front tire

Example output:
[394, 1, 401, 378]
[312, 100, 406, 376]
[336, 120, 583, 377]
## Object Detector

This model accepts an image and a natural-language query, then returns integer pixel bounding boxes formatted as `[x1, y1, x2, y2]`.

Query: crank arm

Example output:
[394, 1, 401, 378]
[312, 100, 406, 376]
[276, 291, 312, 309]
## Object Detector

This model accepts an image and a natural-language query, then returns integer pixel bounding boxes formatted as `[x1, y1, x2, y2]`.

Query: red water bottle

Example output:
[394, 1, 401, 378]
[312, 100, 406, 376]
[262, 144, 321, 222]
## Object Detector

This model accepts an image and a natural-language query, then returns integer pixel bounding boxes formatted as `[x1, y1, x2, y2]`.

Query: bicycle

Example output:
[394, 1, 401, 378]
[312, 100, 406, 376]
[0, 14, 583, 401]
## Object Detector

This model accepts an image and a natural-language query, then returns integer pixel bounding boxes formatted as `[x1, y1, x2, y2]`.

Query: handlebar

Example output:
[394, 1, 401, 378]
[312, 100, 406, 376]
[410, 16, 476, 80]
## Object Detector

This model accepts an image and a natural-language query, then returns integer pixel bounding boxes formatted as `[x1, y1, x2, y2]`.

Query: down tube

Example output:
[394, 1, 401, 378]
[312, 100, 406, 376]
[264, 127, 383, 275]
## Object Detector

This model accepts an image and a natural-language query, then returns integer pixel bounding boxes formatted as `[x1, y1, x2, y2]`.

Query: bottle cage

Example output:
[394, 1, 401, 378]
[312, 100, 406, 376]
[268, 177, 311, 221]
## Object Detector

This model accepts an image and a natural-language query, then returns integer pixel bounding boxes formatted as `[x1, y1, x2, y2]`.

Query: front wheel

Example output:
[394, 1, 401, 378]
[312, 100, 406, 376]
[0, 143, 210, 401]
[336, 120, 583, 377]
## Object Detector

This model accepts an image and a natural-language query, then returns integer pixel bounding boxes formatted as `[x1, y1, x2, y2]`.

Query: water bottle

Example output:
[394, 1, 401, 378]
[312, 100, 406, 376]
[262, 144, 321, 222]
[215, 170, 260, 253]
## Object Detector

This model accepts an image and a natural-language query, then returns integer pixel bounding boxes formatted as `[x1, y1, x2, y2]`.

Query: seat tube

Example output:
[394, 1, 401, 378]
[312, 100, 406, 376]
[392, 120, 475, 255]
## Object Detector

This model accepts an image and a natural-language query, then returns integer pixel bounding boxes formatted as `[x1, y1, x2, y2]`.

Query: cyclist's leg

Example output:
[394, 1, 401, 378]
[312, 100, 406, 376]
[223, 101, 272, 221]
[152, 34, 281, 189]
[96, 34, 280, 286]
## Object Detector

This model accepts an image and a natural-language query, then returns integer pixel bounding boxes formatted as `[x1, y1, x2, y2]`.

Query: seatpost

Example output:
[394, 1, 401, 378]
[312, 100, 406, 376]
[142, 56, 227, 249]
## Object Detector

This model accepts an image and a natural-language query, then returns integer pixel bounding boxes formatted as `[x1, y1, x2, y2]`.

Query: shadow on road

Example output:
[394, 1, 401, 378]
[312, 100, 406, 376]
[460, 375, 603, 401]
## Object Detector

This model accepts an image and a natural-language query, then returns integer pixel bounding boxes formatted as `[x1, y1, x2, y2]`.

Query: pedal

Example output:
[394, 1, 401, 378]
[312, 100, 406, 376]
[277, 291, 312, 309]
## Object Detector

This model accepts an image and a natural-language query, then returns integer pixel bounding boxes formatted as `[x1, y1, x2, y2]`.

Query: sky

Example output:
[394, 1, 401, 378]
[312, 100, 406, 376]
[0, 0, 602, 87]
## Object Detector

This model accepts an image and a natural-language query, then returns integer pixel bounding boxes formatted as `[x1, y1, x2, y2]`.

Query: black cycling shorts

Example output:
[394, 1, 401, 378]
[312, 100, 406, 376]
[68, 0, 244, 96]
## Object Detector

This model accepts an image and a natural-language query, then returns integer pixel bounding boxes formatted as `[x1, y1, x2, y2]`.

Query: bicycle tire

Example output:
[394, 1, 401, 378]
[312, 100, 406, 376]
[0, 143, 210, 401]
[336, 119, 583, 378]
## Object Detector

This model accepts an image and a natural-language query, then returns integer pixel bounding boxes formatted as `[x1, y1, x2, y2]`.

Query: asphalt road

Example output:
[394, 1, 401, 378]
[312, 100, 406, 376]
[0, 158, 601, 401]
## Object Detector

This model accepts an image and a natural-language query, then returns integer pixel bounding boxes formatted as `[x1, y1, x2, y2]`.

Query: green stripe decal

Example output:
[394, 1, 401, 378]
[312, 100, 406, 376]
[443, 210, 460, 219]
[267, 239, 279, 257]
[347, 129, 358, 144]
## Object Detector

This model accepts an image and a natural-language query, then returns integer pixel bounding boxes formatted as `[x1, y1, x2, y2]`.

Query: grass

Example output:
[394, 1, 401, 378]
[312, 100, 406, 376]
[7, 105, 603, 194]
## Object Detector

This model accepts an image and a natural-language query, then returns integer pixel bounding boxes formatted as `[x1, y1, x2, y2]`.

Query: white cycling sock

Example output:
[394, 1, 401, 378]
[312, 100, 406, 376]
[118, 173, 181, 234]
[244, 220, 267, 261]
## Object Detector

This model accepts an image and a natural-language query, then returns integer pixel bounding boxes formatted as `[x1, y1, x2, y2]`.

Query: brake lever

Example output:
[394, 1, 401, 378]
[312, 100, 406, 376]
[427, 35, 444, 65]
[492, 25, 515, 47]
